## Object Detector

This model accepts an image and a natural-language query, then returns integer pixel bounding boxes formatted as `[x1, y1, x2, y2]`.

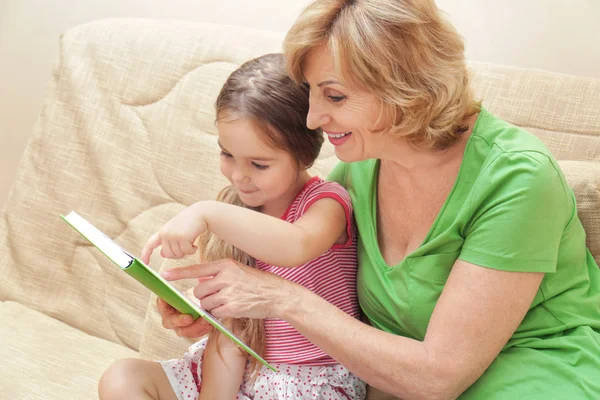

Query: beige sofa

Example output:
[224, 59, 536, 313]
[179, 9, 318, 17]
[0, 19, 599, 400]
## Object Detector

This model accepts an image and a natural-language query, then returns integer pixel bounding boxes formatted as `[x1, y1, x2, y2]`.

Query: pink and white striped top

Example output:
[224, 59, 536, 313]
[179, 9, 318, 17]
[256, 176, 360, 366]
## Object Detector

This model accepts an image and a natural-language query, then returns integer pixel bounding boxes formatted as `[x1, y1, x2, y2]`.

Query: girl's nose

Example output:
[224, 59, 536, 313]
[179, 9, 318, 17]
[231, 166, 250, 184]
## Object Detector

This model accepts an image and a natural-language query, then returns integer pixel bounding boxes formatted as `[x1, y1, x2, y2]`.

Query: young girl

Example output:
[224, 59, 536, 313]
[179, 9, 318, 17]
[98, 53, 366, 400]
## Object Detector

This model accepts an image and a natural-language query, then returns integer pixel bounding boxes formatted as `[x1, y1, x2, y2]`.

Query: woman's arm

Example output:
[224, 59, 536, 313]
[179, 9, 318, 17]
[285, 259, 543, 399]
[164, 258, 543, 400]
[142, 198, 347, 268]
[198, 321, 247, 400]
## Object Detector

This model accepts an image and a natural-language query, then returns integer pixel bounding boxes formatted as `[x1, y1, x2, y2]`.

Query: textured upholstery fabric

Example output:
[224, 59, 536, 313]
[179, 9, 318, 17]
[558, 161, 600, 265]
[469, 62, 600, 162]
[0, 301, 137, 399]
[0, 19, 598, 400]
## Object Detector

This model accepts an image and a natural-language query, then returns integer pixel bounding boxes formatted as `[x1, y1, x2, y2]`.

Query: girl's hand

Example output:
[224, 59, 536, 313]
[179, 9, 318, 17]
[155, 297, 213, 338]
[140, 203, 210, 264]
[161, 259, 297, 320]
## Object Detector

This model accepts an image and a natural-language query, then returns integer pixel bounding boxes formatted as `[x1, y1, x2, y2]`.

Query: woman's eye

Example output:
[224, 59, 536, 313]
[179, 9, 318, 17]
[328, 95, 346, 103]
[220, 151, 233, 158]
[252, 162, 269, 170]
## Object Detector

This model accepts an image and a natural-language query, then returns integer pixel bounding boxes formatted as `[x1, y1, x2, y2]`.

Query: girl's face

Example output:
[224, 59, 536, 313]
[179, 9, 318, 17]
[217, 117, 304, 214]
[302, 44, 392, 162]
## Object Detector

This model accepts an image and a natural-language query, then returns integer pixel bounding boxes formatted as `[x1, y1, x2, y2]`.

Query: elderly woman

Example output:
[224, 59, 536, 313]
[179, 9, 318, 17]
[158, 0, 600, 398]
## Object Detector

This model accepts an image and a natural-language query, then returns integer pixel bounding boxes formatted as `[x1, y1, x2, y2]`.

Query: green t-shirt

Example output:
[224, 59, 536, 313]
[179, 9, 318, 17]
[328, 108, 600, 399]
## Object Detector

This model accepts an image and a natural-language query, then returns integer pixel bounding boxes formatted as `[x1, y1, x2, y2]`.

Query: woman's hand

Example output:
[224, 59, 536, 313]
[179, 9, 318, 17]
[141, 202, 211, 264]
[155, 297, 213, 338]
[161, 258, 296, 320]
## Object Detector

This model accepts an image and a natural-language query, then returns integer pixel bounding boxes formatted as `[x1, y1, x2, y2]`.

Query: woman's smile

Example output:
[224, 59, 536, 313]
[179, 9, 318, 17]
[325, 131, 353, 146]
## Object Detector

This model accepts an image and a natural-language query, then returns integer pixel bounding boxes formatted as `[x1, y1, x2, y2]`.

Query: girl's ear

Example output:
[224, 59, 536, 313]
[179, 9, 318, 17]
[301, 160, 317, 171]
[296, 156, 313, 171]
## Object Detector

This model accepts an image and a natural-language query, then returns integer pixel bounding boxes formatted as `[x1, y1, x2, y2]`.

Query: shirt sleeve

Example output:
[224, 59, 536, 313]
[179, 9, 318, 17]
[459, 151, 574, 273]
[301, 180, 355, 249]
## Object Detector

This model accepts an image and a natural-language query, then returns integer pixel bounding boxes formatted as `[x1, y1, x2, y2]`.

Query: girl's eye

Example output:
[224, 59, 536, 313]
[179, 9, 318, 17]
[252, 162, 269, 170]
[220, 151, 233, 158]
[328, 95, 346, 103]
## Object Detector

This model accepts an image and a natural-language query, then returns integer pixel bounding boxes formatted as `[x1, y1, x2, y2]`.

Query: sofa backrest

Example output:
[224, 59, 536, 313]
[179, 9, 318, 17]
[470, 61, 600, 162]
[0, 20, 289, 351]
[469, 61, 600, 266]
[0, 20, 598, 353]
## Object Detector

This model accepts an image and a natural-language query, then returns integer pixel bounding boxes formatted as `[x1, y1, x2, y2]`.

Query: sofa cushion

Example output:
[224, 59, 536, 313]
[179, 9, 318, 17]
[559, 160, 600, 265]
[0, 301, 137, 399]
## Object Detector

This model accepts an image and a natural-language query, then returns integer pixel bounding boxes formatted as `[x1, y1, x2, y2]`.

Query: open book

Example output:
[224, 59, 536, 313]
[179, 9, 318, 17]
[61, 211, 275, 372]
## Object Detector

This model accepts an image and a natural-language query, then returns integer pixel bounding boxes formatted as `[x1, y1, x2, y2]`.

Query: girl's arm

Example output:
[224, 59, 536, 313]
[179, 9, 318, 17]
[202, 198, 348, 267]
[142, 197, 348, 268]
[198, 321, 247, 400]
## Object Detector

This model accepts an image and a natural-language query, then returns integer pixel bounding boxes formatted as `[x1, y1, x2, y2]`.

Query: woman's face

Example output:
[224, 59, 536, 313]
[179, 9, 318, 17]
[302, 45, 392, 162]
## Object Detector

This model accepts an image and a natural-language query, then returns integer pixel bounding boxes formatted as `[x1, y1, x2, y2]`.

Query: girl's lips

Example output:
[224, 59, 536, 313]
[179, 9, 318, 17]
[236, 187, 258, 195]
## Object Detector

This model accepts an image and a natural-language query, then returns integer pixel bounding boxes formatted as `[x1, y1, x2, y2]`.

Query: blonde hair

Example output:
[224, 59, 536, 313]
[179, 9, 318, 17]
[197, 185, 265, 375]
[284, 0, 481, 149]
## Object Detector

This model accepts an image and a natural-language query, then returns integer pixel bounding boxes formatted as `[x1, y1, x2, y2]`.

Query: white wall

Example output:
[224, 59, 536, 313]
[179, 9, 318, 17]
[1, 0, 599, 208]
[437, 0, 600, 78]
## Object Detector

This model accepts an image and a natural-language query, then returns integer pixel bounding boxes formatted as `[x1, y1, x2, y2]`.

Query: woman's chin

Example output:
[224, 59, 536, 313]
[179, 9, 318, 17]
[334, 147, 363, 163]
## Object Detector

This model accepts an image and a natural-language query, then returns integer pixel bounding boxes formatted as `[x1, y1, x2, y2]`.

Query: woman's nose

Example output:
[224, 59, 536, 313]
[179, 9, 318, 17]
[306, 99, 331, 130]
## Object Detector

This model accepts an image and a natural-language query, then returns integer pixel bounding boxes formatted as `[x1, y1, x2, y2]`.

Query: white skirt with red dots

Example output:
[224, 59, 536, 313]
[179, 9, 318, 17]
[159, 337, 366, 400]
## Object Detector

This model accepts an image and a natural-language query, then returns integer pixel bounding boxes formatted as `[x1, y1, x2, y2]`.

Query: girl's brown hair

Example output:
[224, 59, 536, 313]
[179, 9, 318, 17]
[204, 53, 321, 374]
[197, 185, 264, 374]
[215, 53, 323, 167]
[284, 0, 480, 149]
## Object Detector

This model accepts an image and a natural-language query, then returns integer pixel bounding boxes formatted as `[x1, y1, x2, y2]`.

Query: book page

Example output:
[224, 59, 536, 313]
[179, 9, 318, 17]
[63, 211, 133, 268]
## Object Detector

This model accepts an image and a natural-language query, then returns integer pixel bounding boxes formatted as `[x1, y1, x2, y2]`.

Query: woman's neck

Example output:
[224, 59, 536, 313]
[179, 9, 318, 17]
[379, 113, 478, 173]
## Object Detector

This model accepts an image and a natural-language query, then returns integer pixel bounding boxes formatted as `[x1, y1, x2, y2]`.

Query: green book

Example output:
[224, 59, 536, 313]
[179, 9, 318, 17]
[61, 211, 276, 372]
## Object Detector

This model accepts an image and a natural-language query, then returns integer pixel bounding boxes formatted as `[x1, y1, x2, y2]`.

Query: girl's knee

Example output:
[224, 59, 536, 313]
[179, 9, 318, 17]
[98, 358, 147, 399]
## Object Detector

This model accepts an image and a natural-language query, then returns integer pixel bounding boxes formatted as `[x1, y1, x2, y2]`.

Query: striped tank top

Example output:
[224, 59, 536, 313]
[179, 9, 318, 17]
[256, 176, 360, 365]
